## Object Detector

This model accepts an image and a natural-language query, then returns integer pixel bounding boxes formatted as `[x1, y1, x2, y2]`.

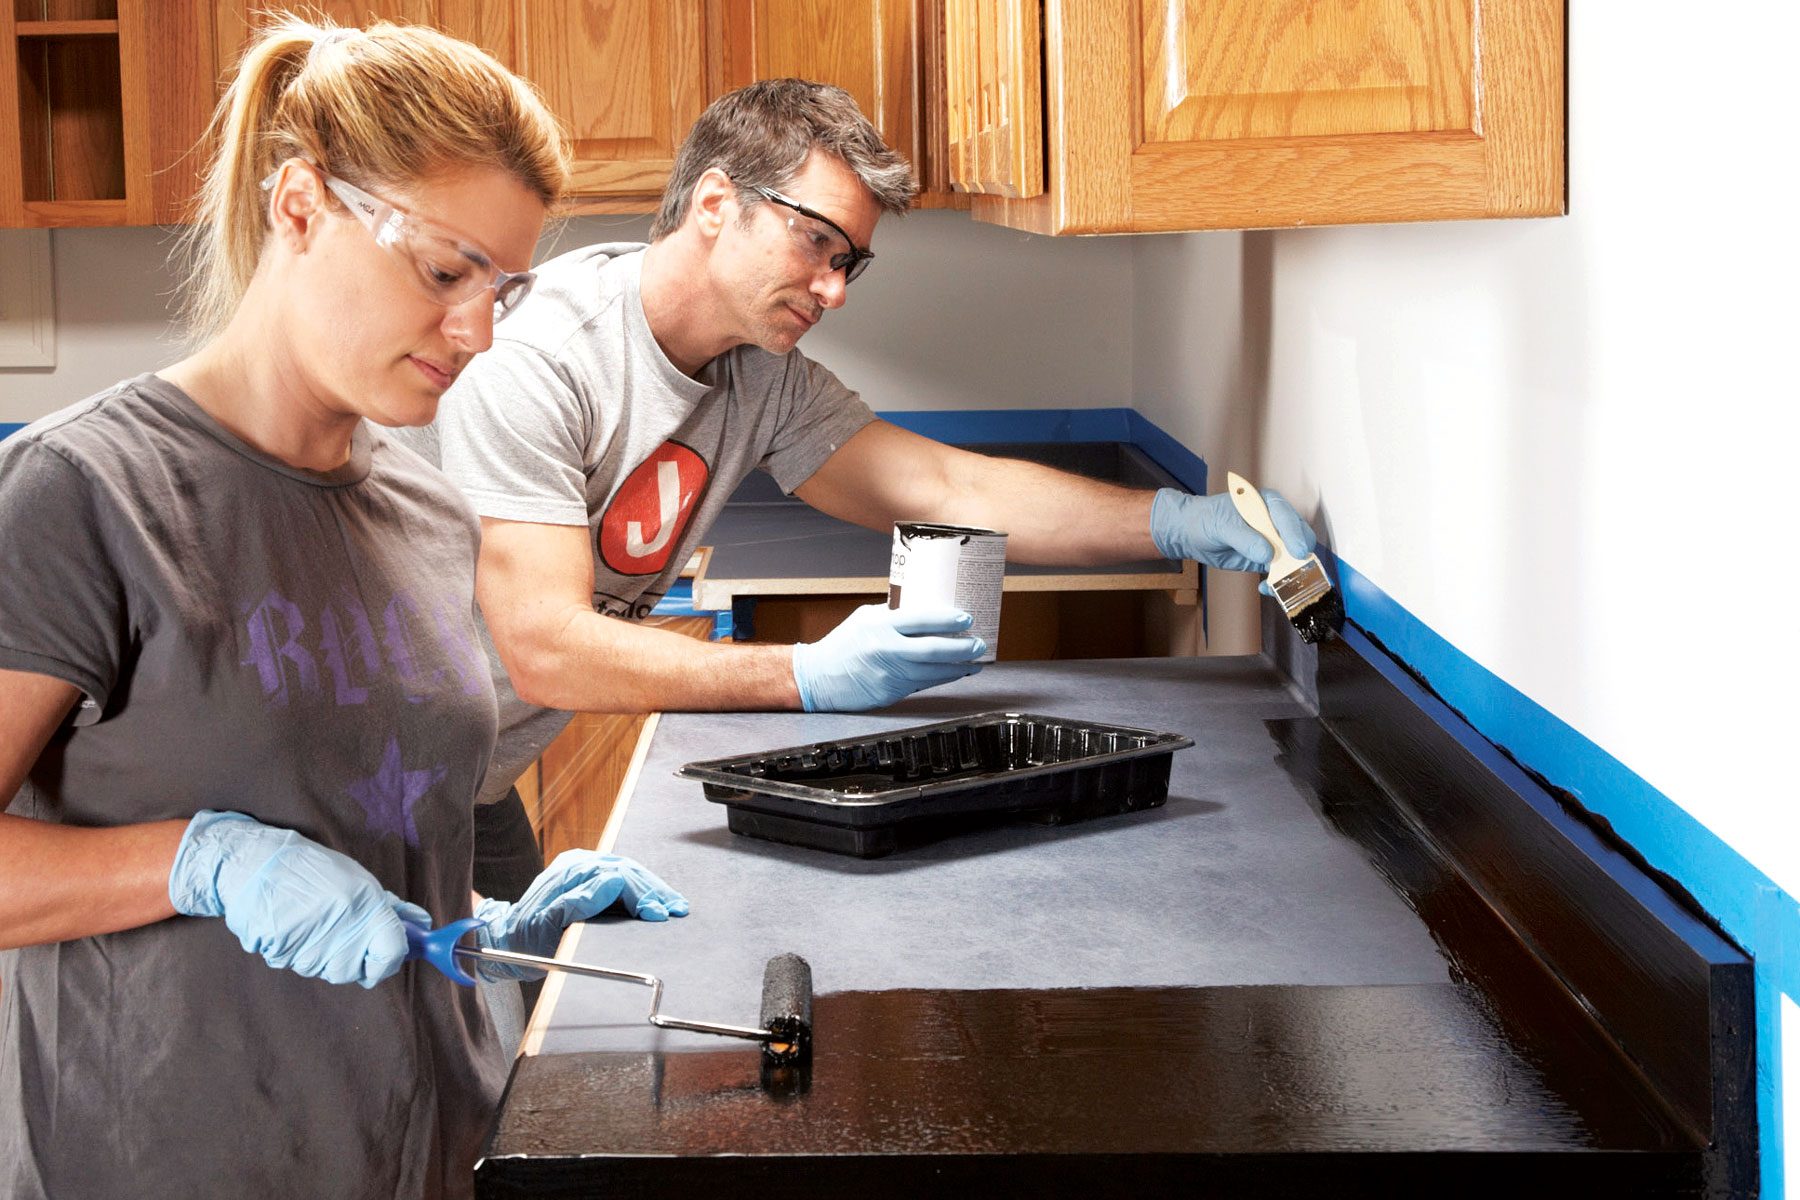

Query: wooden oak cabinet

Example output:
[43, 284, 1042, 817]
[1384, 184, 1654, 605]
[214, 0, 954, 214]
[943, 0, 1041, 199]
[955, 0, 1565, 234]
[720, 0, 963, 207]
[12, 3, 1564, 232]
[215, 1, 724, 213]
[1, 0, 212, 228]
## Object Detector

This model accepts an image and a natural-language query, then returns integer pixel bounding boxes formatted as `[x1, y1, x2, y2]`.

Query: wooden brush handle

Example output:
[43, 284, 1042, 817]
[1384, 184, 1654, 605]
[1225, 471, 1301, 576]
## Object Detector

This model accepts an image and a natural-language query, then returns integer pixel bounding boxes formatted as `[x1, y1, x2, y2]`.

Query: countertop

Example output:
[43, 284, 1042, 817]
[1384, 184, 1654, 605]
[480, 655, 1717, 1195]
[525, 657, 1448, 1059]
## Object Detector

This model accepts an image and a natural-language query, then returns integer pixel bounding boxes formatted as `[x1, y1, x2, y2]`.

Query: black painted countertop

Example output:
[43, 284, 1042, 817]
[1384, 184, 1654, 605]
[483, 657, 1701, 1196]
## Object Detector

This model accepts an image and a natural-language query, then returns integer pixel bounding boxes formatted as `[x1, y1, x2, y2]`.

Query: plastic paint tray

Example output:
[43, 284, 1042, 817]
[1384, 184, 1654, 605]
[677, 711, 1193, 857]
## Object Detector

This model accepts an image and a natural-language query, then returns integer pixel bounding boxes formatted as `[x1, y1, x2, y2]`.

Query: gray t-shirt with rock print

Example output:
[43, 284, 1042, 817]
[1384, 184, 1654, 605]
[0, 376, 504, 1200]
[394, 243, 875, 805]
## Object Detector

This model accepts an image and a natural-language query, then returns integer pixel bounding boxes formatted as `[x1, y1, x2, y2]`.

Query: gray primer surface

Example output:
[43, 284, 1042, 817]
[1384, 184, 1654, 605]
[535, 656, 1450, 1056]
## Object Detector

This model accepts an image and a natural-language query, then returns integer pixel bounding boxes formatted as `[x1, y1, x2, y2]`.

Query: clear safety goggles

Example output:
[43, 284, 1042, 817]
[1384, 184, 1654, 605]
[751, 184, 875, 285]
[262, 162, 535, 321]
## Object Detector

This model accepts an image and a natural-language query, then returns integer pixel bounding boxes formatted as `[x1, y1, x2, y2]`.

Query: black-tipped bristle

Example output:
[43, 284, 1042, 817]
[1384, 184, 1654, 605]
[1292, 585, 1345, 645]
[759, 953, 813, 1064]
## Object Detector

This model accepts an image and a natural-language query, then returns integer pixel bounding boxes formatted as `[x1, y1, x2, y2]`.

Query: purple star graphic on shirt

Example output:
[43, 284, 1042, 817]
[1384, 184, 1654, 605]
[345, 736, 445, 847]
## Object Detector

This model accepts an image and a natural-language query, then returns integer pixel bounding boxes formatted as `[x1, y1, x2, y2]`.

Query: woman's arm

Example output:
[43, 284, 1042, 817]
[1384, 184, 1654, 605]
[0, 667, 186, 950]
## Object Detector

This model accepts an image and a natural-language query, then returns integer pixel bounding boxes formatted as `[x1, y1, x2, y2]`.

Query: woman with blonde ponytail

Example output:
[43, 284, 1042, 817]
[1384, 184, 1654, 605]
[0, 16, 685, 1198]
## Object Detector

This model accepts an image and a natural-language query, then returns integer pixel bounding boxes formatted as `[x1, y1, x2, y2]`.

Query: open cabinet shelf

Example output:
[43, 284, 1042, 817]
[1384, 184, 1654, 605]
[2, 0, 210, 228]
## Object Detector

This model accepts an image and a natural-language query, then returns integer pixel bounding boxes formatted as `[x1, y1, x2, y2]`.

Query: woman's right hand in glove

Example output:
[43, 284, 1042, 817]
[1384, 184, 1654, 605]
[168, 809, 425, 988]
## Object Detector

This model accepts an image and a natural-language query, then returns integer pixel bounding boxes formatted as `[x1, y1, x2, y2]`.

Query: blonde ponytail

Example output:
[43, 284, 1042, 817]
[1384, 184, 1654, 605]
[177, 15, 569, 339]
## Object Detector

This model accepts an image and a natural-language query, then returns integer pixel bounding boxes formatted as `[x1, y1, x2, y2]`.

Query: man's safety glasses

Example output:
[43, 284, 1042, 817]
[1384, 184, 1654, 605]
[262, 163, 536, 321]
[752, 185, 875, 285]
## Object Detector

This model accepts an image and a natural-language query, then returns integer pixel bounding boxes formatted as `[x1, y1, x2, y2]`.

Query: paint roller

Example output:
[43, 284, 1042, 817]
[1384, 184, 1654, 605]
[405, 918, 813, 1064]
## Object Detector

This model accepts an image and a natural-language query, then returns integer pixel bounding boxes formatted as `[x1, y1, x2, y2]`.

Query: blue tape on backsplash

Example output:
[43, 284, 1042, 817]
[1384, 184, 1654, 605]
[1323, 544, 1797, 1195]
[1124, 411, 1207, 495]
[873, 407, 1207, 495]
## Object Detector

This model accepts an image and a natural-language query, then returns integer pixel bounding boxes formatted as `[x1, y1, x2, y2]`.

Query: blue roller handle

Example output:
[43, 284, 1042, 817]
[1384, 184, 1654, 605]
[403, 916, 487, 987]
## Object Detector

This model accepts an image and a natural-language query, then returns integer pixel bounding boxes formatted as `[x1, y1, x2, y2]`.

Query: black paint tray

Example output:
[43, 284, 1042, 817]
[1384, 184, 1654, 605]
[677, 712, 1193, 857]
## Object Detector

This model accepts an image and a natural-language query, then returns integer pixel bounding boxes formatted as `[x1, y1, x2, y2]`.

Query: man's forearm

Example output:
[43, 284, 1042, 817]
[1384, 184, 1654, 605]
[501, 608, 804, 713]
[930, 456, 1162, 566]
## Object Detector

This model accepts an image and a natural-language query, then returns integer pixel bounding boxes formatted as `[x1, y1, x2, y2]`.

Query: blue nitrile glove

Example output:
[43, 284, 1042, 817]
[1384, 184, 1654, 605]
[471, 849, 690, 981]
[790, 602, 987, 712]
[1149, 486, 1318, 573]
[169, 810, 426, 989]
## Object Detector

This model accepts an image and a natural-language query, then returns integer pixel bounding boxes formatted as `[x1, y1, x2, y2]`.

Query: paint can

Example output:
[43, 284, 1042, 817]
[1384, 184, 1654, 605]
[888, 522, 1007, 663]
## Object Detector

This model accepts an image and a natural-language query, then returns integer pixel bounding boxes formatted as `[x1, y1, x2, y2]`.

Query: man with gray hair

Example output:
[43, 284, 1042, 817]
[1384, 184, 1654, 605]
[397, 79, 1318, 903]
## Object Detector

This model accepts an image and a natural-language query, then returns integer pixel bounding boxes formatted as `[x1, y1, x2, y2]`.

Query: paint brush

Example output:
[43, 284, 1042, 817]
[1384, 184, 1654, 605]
[1226, 471, 1344, 644]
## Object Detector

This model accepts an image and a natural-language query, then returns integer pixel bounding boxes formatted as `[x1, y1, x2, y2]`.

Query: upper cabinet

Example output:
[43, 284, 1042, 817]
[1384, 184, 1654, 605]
[215, 2, 722, 214]
[719, 0, 963, 208]
[956, 0, 1566, 234]
[1, 0, 213, 227]
[503, 2, 717, 206]
[213, 1, 952, 213]
[10, 2, 1563, 230]
[943, 0, 1041, 200]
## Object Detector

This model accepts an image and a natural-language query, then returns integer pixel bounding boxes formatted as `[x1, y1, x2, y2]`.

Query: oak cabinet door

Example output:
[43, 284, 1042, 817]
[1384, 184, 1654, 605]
[216, 2, 716, 210]
[943, 0, 1041, 199]
[723, 0, 962, 208]
[967, 0, 1564, 234]
[507, 2, 712, 202]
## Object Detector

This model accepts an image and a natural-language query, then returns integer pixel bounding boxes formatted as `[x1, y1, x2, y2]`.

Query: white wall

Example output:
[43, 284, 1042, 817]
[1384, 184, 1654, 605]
[1135, 6, 1800, 901]
[2, 209, 1134, 421]
[0, 226, 189, 420]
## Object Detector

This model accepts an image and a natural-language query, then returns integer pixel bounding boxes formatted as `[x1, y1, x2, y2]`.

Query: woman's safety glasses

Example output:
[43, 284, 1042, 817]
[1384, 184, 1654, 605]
[263, 163, 535, 321]
[751, 185, 875, 285]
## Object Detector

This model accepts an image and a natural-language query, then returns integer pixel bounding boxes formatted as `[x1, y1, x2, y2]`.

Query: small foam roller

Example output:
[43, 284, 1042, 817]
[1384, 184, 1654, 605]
[759, 953, 813, 1064]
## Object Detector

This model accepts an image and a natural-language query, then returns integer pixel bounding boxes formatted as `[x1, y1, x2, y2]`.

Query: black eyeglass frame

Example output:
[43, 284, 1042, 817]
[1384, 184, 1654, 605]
[750, 184, 875, 284]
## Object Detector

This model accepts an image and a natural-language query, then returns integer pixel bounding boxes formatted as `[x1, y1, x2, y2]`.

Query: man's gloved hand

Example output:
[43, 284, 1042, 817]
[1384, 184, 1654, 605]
[472, 850, 689, 981]
[791, 602, 986, 712]
[1149, 487, 1318, 573]
[169, 810, 425, 989]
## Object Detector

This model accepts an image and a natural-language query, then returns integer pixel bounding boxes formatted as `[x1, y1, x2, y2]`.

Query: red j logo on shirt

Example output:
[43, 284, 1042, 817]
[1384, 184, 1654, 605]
[598, 440, 710, 576]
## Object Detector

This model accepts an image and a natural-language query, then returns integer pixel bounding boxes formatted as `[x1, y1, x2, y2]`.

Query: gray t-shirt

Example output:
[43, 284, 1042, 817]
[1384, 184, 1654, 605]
[0, 377, 503, 1199]
[395, 244, 874, 804]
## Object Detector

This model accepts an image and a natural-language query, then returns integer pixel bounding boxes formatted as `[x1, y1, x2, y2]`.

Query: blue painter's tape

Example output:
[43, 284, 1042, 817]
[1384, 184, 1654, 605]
[1125, 411, 1207, 495]
[870, 407, 1206, 495]
[1322, 544, 1798, 1195]
[648, 578, 730, 640]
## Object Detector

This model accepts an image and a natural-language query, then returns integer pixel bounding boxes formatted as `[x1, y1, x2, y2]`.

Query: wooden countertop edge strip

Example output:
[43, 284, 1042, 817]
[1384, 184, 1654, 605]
[517, 712, 664, 1059]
